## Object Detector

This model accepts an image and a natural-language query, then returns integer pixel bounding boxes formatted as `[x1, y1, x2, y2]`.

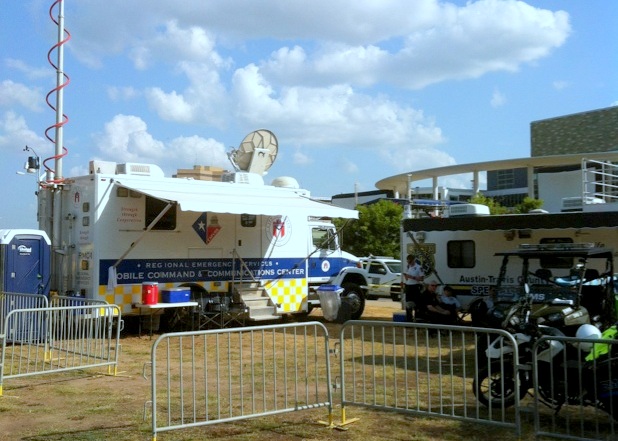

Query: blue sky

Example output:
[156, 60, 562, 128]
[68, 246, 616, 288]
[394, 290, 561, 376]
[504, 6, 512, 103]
[1, 0, 616, 229]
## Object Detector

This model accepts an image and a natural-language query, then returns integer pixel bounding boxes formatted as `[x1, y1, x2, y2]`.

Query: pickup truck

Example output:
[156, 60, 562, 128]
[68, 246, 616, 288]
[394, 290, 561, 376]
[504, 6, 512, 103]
[359, 256, 402, 301]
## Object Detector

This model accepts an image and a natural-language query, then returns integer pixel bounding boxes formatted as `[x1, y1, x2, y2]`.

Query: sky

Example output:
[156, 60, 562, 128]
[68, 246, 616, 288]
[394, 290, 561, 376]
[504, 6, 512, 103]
[1, 0, 617, 229]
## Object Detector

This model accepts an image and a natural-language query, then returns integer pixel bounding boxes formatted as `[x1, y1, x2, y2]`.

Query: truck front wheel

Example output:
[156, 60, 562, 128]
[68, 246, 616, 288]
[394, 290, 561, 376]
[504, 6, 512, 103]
[342, 283, 365, 320]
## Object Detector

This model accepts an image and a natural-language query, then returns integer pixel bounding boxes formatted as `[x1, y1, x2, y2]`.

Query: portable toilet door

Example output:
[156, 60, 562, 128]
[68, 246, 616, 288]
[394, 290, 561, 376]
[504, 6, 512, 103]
[0, 229, 51, 297]
[0, 230, 51, 342]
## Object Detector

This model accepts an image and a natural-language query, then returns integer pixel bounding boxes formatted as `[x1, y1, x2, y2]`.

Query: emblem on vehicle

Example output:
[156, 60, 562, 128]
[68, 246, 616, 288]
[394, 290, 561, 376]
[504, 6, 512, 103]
[264, 216, 292, 246]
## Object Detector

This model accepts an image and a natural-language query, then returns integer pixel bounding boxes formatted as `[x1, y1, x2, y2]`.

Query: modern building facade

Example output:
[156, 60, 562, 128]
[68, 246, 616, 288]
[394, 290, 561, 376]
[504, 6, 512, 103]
[369, 106, 618, 213]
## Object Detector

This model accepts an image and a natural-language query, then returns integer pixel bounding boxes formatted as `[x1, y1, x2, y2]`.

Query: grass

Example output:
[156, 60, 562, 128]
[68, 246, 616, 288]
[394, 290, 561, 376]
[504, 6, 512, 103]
[0, 303, 613, 440]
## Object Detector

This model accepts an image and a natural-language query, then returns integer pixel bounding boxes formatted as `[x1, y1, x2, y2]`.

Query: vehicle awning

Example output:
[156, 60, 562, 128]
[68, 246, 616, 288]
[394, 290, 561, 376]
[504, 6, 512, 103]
[114, 179, 358, 219]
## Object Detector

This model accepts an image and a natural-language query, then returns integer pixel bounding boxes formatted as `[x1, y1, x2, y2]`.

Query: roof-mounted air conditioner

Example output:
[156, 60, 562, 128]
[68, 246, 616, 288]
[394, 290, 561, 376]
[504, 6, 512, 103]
[447, 203, 490, 217]
[116, 163, 164, 178]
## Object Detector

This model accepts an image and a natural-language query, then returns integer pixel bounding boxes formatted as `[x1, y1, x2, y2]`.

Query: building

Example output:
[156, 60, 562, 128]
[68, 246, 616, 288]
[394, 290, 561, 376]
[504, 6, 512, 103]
[372, 106, 618, 213]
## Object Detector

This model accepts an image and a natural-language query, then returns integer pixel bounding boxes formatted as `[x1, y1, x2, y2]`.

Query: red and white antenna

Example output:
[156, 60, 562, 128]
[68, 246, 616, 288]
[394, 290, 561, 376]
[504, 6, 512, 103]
[44, 0, 70, 183]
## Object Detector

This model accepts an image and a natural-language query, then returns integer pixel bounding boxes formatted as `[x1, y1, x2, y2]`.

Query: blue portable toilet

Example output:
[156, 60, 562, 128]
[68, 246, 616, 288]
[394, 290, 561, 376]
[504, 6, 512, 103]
[0, 229, 51, 296]
[0, 230, 51, 342]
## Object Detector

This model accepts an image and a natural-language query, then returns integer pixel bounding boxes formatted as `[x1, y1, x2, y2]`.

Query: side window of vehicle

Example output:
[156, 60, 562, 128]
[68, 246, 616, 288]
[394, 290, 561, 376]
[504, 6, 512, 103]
[312, 228, 337, 251]
[368, 263, 381, 274]
[447, 240, 475, 268]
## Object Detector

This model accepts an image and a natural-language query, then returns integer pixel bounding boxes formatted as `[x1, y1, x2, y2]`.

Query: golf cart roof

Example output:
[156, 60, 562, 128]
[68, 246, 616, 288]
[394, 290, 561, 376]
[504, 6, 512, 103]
[495, 243, 614, 260]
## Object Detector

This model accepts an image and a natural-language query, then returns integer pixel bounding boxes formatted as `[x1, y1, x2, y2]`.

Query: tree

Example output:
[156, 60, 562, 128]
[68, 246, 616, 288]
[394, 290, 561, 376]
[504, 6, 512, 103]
[334, 199, 403, 258]
[469, 193, 509, 214]
[513, 196, 544, 213]
[469, 193, 544, 214]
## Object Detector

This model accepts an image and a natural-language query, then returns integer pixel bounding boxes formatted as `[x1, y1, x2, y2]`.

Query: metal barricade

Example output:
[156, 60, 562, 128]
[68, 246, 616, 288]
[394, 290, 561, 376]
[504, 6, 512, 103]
[338, 321, 522, 435]
[50, 295, 108, 307]
[532, 334, 618, 440]
[147, 321, 333, 440]
[0, 304, 122, 395]
[0, 291, 49, 337]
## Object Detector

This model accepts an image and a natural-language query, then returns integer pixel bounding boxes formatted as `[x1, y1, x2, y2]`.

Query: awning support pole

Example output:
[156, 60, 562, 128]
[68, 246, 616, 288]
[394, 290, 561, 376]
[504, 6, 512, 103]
[111, 202, 173, 269]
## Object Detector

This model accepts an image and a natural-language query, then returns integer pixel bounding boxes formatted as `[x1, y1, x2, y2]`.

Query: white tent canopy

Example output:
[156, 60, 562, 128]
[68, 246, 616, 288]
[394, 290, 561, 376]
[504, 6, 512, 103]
[114, 178, 358, 219]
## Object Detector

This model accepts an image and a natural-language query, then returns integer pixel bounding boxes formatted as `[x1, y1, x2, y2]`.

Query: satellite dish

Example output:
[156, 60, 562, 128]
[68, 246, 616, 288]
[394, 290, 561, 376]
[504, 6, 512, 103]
[228, 129, 278, 175]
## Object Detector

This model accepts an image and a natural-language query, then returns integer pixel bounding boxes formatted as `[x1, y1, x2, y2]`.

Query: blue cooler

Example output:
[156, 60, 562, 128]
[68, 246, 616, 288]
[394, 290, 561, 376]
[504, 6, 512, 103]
[161, 288, 191, 303]
[393, 312, 407, 322]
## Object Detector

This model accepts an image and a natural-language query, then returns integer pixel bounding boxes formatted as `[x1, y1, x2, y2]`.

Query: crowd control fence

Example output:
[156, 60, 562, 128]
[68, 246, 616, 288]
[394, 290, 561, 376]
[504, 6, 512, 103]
[146, 321, 333, 440]
[532, 334, 618, 440]
[337, 321, 523, 435]
[0, 303, 122, 395]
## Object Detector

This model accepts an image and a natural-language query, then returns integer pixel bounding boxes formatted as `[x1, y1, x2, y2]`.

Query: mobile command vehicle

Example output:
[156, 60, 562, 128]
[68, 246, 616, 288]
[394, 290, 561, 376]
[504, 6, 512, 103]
[401, 159, 618, 314]
[34, 130, 369, 327]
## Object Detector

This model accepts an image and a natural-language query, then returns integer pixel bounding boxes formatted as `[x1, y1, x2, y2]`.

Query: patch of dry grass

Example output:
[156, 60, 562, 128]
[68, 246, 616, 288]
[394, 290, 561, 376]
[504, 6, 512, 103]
[0, 302, 607, 440]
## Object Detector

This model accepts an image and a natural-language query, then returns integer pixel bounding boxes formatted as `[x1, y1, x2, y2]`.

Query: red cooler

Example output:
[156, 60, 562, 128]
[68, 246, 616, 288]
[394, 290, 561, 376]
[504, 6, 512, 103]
[142, 282, 159, 305]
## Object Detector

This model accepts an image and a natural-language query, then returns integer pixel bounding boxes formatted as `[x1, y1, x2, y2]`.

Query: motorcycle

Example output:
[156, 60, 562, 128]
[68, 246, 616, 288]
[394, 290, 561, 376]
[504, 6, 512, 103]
[473, 284, 618, 420]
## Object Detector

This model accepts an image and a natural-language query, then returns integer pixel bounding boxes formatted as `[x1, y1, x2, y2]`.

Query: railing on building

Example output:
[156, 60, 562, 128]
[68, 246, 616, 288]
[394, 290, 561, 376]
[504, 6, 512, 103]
[583, 158, 618, 204]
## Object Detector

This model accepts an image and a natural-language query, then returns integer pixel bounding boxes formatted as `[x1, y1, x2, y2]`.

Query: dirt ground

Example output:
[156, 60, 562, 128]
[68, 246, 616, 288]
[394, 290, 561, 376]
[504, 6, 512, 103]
[0, 300, 517, 441]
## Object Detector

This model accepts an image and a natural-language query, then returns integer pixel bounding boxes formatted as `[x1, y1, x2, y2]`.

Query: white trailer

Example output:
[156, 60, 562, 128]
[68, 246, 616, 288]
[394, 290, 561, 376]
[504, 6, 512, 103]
[401, 203, 618, 313]
[35, 131, 369, 325]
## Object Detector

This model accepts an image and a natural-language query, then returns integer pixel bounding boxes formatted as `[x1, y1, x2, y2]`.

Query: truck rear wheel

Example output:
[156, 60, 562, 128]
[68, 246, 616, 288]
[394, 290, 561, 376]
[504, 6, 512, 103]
[342, 283, 365, 320]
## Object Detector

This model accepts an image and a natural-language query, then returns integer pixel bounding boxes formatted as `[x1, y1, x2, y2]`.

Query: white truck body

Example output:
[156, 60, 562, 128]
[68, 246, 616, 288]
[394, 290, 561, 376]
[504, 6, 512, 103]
[401, 204, 618, 312]
[37, 160, 368, 321]
[359, 257, 402, 301]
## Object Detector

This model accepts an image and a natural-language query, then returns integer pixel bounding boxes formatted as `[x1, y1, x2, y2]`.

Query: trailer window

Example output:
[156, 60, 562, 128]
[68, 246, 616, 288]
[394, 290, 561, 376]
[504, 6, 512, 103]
[145, 196, 177, 230]
[447, 240, 475, 268]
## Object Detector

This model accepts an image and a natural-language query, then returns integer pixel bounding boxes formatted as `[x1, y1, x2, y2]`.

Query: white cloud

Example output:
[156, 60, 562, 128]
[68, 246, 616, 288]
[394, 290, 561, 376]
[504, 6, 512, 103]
[95, 114, 166, 162]
[0, 111, 48, 152]
[491, 88, 507, 108]
[107, 86, 140, 101]
[0, 80, 44, 112]
[552, 80, 569, 90]
[61, 0, 571, 152]
[4, 59, 51, 80]
[167, 135, 229, 169]
[128, 20, 225, 70]
[340, 157, 359, 174]
[94, 114, 229, 172]
[232, 64, 444, 149]
[145, 89, 195, 123]
[71, 0, 570, 91]
[293, 150, 313, 166]
[17, 0, 573, 186]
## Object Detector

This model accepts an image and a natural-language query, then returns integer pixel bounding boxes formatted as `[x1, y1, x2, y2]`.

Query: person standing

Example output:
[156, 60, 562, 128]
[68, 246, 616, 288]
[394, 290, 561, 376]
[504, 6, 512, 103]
[403, 254, 425, 321]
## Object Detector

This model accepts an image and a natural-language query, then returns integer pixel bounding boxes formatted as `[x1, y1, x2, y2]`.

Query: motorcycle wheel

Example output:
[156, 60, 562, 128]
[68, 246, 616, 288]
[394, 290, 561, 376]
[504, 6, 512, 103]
[473, 360, 528, 409]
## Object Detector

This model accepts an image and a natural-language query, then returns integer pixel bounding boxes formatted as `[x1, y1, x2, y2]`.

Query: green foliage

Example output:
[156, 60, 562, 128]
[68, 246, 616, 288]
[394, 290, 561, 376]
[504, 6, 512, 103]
[469, 193, 509, 214]
[334, 199, 403, 258]
[469, 193, 544, 214]
[513, 196, 544, 213]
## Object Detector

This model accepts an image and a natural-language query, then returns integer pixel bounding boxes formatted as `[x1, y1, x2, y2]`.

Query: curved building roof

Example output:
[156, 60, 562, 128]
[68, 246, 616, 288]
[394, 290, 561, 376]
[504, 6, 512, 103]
[375, 151, 618, 197]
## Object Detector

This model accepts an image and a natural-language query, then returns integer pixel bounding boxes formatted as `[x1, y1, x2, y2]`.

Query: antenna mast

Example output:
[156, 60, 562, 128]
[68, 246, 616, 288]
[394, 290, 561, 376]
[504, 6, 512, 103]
[44, 0, 70, 182]
[53, 0, 65, 179]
